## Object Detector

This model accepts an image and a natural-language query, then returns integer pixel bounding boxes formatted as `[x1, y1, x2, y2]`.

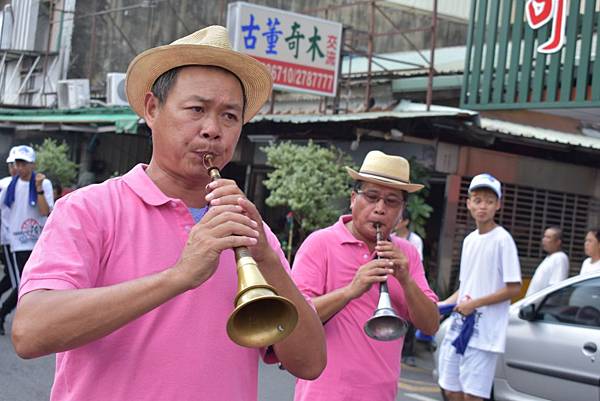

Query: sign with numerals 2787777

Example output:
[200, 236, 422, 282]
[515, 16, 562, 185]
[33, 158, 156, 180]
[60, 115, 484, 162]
[227, 2, 343, 97]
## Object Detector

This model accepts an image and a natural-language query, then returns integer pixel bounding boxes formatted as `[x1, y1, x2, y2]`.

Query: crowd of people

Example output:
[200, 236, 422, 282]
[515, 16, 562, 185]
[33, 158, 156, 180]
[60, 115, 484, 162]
[0, 24, 598, 401]
[432, 174, 598, 401]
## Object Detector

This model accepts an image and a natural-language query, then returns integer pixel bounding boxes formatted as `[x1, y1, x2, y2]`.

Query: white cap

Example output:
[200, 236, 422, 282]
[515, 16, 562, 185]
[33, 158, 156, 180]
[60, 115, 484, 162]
[469, 173, 502, 198]
[9, 145, 35, 163]
[6, 146, 17, 163]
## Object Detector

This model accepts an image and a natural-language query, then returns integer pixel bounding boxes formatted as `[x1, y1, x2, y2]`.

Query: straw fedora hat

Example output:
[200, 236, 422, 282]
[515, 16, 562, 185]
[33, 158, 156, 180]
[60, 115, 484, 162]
[346, 150, 423, 193]
[125, 25, 272, 123]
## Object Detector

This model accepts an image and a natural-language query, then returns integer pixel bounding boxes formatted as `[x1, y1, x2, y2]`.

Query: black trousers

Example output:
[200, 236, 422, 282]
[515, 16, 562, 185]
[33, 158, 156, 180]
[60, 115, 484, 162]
[0, 250, 32, 320]
[402, 323, 416, 357]
[0, 245, 14, 300]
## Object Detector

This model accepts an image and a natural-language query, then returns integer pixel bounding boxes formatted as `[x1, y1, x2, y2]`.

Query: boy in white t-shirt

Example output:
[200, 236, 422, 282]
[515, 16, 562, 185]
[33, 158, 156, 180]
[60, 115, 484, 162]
[438, 174, 522, 401]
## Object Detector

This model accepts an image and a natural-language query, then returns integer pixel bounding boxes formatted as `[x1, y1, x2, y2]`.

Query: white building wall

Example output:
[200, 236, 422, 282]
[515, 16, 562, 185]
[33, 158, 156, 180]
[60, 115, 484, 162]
[384, 0, 471, 22]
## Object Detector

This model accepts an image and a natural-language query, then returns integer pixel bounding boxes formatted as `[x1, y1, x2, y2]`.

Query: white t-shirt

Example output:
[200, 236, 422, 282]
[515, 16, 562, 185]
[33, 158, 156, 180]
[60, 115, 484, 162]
[444, 226, 521, 353]
[0, 176, 13, 245]
[526, 251, 569, 296]
[0, 177, 54, 252]
[407, 232, 424, 261]
[580, 258, 600, 275]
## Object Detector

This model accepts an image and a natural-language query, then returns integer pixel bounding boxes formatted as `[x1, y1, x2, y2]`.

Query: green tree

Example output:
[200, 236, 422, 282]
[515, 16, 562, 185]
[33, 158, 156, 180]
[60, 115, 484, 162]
[262, 141, 354, 242]
[33, 138, 78, 186]
[404, 158, 433, 238]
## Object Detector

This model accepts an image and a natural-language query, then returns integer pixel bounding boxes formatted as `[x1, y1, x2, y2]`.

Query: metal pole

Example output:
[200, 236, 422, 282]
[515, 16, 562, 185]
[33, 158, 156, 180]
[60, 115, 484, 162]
[87, 0, 97, 82]
[333, 27, 346, 114]
[365, 0, 375, 110]
[147, 1, 155, 47]
[41, 0, 55, 106]
[426, 0, 438, 111]
[220, 0, 227, 25]
[269, 90, 276, 114]
[346, 34, 353, 113]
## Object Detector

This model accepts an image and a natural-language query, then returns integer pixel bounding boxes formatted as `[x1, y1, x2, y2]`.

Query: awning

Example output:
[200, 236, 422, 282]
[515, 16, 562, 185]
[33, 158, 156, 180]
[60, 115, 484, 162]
[0, 106, 141, 134]
[341, 46, 466, 78]
[249, 100, 477, 124]
[480, 118, 600, 151]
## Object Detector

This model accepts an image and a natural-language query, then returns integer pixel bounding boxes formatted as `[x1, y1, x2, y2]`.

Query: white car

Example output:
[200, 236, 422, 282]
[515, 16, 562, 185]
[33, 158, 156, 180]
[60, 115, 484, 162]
[432, 271, 600, 401]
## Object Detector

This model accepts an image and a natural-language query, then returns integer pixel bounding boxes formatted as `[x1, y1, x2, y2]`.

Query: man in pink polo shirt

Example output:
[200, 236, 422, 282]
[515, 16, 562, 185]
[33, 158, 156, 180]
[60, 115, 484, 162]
[11, 25, 325, 401]
[292, 151, 439, 401]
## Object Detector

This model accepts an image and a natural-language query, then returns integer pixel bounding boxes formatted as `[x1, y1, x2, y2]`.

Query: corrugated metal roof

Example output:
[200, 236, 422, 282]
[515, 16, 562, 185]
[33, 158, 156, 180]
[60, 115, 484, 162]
[250, 100, 476, 123]
[0, 107, 140, 133]
[480, 118, 600, 150]
[251, 110, 456, 124]
[341, 46, 466, 77]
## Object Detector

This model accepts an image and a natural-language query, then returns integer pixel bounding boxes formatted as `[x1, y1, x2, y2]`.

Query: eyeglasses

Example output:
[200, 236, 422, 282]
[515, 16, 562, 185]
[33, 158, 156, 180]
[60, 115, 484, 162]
[356, 190, 404, 208]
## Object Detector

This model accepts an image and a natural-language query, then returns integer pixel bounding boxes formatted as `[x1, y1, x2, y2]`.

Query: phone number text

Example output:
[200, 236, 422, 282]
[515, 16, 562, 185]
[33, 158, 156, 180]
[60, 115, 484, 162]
[264, 62, 335, 93]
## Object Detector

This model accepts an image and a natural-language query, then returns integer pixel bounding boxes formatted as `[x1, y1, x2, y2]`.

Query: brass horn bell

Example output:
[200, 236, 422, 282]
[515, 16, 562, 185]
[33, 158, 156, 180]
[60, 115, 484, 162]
[227, 248, 298, 348]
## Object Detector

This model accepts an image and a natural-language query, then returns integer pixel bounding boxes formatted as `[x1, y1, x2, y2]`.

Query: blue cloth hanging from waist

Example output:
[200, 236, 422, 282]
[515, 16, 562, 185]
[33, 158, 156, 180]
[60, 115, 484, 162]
[451, 312, 476, 355]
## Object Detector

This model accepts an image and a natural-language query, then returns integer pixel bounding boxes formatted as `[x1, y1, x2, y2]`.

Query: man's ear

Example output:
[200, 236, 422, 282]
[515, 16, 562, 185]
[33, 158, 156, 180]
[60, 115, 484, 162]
[144, 92, 159, 128]
[349, 191, 357, 210]
[495, 199, 502, 211]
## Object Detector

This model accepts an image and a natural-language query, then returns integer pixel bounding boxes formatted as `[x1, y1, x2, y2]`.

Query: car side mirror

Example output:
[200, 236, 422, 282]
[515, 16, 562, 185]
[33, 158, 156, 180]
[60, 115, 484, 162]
[518, 304, 537, 321]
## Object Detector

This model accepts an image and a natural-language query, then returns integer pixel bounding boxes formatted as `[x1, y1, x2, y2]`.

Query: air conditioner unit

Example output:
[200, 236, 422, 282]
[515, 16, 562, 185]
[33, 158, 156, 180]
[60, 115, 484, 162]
[106, 72, 128, 106]
[57, 79, 90, 109]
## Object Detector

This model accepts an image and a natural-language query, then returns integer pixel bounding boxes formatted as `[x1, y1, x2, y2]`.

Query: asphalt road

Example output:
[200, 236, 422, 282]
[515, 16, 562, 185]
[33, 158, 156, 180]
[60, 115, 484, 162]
[0, 314, 54, 401]
[397, 342, 444, 401]
[0, 312, 442, 401]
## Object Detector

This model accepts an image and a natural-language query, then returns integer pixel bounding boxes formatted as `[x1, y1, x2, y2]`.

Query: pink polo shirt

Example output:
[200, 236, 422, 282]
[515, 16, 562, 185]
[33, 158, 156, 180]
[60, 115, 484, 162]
[292, 215, 438, 401]
[19, 164, 287, 401]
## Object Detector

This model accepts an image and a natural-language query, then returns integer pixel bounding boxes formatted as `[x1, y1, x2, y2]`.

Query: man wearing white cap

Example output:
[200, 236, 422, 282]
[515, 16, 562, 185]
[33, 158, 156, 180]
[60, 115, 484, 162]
[437, 173, 521, 401]
[0, 145, 53, 335]
[292, 151, 439, 401]
[12, 26, 325, 401]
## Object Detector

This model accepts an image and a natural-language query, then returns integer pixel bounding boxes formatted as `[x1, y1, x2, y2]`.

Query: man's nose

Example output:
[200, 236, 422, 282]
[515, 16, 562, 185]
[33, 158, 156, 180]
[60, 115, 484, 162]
[373, 198, 387, 213]
[200, 113, 222, 140]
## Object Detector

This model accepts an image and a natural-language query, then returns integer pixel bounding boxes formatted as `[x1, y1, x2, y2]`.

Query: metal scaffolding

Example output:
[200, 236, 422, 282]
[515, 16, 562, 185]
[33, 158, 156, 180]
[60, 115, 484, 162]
[303, 0, 439, 112]
[1, 0, 440, 112]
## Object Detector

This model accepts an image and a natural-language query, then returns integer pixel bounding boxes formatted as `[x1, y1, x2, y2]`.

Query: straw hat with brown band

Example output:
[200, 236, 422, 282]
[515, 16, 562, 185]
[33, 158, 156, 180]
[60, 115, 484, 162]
[125, 25, 273, 124]
[346, 150, 424, 193]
